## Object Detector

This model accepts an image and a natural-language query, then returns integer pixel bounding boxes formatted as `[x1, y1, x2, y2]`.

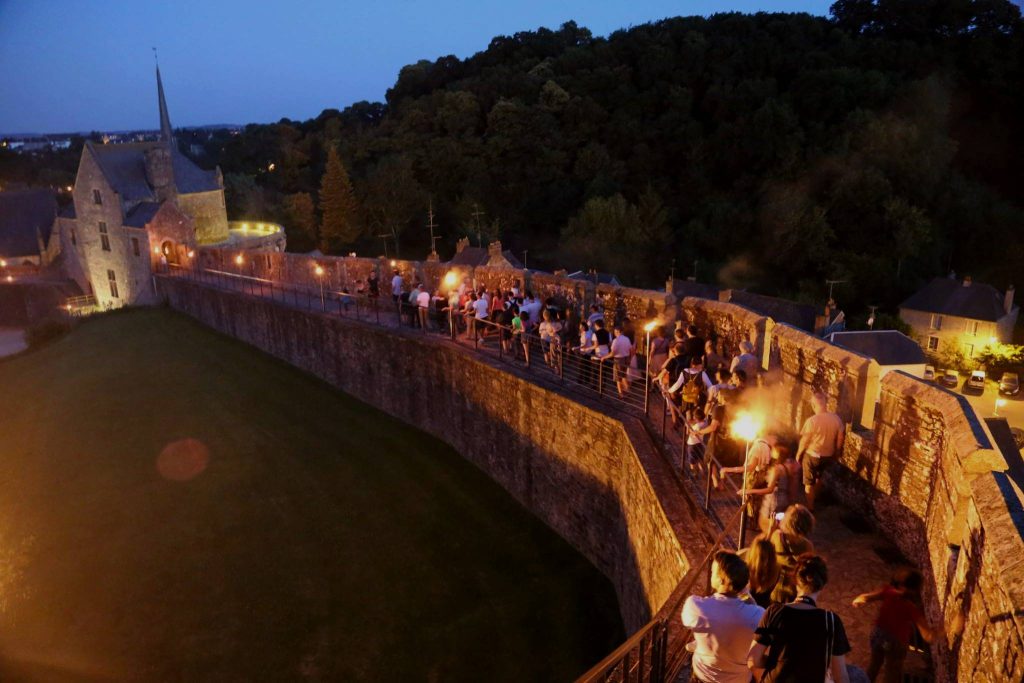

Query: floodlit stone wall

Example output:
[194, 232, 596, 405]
[158, 276, 709, 633]
[681, 296, 770, 367]
[833, 373, 1022, 683]
[769, 322, 880, 430]
[177, 190, 229, 245]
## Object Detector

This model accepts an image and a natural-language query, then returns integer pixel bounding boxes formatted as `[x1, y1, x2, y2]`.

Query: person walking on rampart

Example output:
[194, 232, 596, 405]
[796, 391, 845, 512]
[390, 269, 403, 304]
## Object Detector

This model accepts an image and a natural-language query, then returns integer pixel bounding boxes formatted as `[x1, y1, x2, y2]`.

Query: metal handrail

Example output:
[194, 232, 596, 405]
[576, 505, 744, 683]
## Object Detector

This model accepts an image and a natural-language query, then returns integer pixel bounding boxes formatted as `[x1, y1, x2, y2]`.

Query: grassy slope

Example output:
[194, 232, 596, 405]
[0, 309, 622, 682]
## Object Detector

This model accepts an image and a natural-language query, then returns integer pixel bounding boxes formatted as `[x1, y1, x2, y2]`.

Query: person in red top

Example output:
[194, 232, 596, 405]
[852, 567, 936, 683]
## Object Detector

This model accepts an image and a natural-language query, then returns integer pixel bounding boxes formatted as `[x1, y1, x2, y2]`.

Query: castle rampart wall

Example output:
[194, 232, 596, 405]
[158, 276, 711, 634]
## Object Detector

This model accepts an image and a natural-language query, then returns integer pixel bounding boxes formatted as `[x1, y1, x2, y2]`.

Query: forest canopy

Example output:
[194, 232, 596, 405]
[4, 0, 1022, 316]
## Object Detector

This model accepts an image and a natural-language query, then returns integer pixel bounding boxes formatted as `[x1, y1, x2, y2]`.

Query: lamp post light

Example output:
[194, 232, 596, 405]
[314, 264, 326, 310]
[731, 410, 764, 548]
[643, 320, 658, 414]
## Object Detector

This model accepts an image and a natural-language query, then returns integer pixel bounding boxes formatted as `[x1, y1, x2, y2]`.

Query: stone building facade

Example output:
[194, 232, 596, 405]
[59, 66, 233, 308]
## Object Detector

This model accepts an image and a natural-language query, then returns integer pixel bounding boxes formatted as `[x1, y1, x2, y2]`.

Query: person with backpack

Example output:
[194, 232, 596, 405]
[853, 568, 936, 683]
[748, 554, 851, 683]
[669, 355, 713, 414]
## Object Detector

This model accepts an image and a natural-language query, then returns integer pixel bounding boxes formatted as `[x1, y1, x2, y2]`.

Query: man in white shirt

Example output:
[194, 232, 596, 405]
[472, 294, 490, 338]
[682, 551, 765, 683]
[416, 284, 431, 329]
[390, 270, 403, 303]
[606, 324, 634, 398]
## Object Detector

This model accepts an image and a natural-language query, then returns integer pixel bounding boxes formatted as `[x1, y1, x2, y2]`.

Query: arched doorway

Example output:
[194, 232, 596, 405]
[161, 241, 179, 265]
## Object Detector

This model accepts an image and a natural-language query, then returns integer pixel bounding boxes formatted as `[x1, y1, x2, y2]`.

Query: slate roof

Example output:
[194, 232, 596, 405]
[568, 270, 622, 286]
[124, 202, 162, 228]
[900, 277, 1011, 322]
[828, 330, 926, 366]
[0, 188, 57, 257]
[87, 142, 220, 202]
[447, 246, 524, 269]
[449, 245, 489, 267]
[724, 289, 819, 332]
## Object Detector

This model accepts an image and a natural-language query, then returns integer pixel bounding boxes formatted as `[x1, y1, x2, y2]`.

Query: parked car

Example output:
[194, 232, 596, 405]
[939, 369, 959, 388]
[964, 370, 987, 395]
[999, 372, 1020, 397]
[923, 365, 936, 382]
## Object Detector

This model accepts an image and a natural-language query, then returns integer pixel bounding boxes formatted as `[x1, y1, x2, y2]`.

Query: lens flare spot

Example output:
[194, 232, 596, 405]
[157, 438, 210, 481]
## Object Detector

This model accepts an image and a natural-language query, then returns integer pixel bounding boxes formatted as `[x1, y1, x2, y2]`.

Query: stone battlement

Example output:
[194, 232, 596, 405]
[169, 246, 1024, 681]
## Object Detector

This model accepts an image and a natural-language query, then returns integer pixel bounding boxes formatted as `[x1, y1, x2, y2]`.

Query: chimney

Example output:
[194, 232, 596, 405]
[963, 276, 972, 287]
[144, 145, 176, 202]
[455, 237, 469, 254]
[1006, 285, 1015, 315]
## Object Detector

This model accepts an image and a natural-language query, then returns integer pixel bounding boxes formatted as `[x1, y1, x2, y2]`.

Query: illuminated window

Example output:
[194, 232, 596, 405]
[930, 314, 943, 330]
[99, 222, 110, 251]
[93, 189, 102, 205]
[107, 270, 119, 299]
[927, 336, 939, 351]
[131, 237, 140, 256]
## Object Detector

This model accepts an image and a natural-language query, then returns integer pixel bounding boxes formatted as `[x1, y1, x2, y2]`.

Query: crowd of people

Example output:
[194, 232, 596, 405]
[315, 268, 930, 682]
[681, 502, 935, 683]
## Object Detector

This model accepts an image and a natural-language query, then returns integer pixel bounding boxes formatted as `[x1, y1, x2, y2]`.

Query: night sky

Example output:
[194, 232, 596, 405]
[1, 1, 836, 135]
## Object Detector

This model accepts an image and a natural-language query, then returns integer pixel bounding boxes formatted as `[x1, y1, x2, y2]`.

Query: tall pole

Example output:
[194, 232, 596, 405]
[471, 203, 485, 247]
[427, 200, 441, 258]
[644, 328, 652, 414]
[738, 438, 752, 548]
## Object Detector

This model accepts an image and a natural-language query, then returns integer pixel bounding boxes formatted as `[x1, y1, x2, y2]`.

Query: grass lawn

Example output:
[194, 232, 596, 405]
[0, 308, 623, 682]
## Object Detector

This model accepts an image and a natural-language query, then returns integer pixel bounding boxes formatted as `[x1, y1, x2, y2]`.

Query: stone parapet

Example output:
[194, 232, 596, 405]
[158, 276, 712, 634]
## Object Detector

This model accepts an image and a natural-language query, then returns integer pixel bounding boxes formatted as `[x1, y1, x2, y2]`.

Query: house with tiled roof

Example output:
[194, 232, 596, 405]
[449, 237, 523, 269]
[899, 275, 1018, 358]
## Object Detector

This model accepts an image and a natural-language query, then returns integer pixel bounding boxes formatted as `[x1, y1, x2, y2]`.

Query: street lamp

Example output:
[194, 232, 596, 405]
[444, 271, 458, 291]
[731, 410, 764, 548]
[314, 264, 326, 309]
[643, 320, 658, 413]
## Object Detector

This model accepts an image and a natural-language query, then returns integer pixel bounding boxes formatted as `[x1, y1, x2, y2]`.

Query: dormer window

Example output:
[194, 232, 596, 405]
[93, 189, 102, 205]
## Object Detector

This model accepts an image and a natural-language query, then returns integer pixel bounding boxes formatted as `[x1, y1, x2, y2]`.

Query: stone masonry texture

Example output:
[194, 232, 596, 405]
[158, 276, 715, 636]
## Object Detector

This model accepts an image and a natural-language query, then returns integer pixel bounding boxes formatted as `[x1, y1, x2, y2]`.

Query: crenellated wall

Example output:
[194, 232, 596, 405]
[157, 276, 712, 634]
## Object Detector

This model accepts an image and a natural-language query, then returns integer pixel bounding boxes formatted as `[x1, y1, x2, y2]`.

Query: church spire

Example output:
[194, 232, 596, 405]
[156, 64, 174, 146]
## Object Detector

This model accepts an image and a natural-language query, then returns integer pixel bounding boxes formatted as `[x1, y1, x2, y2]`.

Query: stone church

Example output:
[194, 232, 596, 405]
[59, 67, 232, 308]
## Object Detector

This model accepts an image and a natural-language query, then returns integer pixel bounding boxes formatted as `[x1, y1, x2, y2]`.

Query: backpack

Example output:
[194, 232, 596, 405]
[681, 373, 703, 405]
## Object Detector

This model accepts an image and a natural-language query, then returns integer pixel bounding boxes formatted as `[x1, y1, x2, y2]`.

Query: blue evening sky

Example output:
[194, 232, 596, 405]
[0, 0, 835, 134]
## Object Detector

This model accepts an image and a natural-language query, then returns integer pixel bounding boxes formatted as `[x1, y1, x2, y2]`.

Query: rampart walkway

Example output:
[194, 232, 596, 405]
[158, 265, 928, 679]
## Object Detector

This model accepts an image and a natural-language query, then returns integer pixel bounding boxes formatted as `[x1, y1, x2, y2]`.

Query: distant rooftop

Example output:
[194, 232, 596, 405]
[828, 330, 926, 367]
[900, 276, 1013, 322]
[0, 188, 57, 258]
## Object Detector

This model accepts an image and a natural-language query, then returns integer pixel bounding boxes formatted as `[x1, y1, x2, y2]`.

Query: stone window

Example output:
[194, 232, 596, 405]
[967, 320, 979, 336]
[930, 314, 943, 330]
[963, 343, 975, 358]
[107, 270, 119, 299]
[928, 336, 939, 351]
[93, 189, 102, 205]
[99, 222, 110, 251]
[70, 228, 77, 246]
[131, 237, 140, 257]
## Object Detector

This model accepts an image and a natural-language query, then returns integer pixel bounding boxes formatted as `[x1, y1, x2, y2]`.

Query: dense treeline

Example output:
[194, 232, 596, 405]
[9, 1, 1024, 319]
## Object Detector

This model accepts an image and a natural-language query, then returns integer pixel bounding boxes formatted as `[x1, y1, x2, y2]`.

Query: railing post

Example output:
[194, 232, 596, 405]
[473, 319, 478, 350]
[597, 359, 603, 396]
[704, 460, 713, 511]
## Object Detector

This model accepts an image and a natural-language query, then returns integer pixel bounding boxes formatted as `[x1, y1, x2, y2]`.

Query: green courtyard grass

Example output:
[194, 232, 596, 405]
[0, 308, 623, 682]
